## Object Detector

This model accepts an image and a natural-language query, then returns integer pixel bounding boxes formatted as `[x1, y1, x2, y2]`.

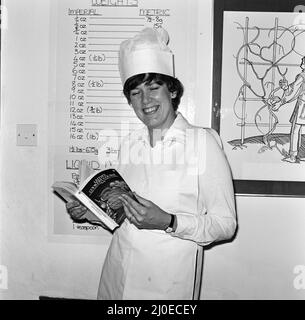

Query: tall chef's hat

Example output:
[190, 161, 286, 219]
[119, 28, 175, 86]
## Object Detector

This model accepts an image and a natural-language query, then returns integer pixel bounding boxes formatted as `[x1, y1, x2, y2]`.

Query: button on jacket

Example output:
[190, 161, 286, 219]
[97, 113, 237, 300]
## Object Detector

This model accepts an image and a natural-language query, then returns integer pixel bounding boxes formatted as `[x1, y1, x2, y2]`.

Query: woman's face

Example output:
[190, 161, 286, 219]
[129, 80, 177, 132]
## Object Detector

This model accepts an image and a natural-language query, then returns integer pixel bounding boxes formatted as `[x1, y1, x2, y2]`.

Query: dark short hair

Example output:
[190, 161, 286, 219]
[123, 73, 184, 111]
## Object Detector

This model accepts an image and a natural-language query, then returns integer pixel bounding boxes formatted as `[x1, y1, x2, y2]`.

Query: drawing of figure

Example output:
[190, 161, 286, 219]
[273, 56, 305, 163]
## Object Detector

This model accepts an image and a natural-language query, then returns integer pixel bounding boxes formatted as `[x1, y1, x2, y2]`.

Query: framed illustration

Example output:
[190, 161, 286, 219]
[212, 0, 305, 197]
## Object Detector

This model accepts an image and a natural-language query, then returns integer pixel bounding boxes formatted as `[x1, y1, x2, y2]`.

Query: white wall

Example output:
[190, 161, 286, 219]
[202, 197, 305, 299]
[1, 0, 305, 300]
[0, 0, 110, 299]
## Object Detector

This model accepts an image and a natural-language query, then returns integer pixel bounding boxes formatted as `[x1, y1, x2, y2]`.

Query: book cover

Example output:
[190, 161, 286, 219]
[52, 164, 136, 231]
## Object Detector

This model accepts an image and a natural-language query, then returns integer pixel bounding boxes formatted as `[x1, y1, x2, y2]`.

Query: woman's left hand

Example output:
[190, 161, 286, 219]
[119, 193, 171, 230]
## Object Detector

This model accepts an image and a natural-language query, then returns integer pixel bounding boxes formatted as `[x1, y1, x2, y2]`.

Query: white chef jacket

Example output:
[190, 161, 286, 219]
[97, 113, 236, 300]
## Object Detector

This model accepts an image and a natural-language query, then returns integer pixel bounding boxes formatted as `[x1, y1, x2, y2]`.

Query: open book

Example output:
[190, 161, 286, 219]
[52, 161, 135, 231]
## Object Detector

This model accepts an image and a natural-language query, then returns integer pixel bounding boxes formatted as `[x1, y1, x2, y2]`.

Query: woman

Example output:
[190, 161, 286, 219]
[67, 28, 237, 299]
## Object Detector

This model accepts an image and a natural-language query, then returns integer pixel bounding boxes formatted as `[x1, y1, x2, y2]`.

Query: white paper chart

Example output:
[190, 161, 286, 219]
[49, 0, 206, 236]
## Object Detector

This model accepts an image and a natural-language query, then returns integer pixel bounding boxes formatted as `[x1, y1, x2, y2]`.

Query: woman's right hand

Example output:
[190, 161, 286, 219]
[66, 200, 107, 227]
[66, 200, 89, 222]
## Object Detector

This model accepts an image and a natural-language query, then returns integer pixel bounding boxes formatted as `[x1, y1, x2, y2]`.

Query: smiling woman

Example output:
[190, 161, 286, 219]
[123, 73, 183, 144]
[123, 73, 184, 112]
[66, 27, 237, 300]
[97, 27, 236, 300]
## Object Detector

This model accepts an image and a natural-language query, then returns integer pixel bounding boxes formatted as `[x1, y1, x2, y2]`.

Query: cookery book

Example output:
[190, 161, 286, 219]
[52, 161, 135, 231]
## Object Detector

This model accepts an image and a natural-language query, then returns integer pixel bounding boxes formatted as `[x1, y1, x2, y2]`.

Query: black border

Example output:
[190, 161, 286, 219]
[212, 0, 305, 197]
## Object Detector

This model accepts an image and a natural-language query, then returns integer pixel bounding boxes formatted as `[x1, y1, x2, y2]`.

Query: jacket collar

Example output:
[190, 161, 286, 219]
[133, 112, 193, 146]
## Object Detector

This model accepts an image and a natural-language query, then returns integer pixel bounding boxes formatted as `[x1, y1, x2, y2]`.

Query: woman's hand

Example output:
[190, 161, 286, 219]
[66, 200, 105, 226]
[119, 193, 171, 230]
[66, 200, 88, 222]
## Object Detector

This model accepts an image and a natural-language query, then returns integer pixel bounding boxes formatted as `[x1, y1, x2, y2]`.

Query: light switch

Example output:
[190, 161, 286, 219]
[16, 124, 37, 146]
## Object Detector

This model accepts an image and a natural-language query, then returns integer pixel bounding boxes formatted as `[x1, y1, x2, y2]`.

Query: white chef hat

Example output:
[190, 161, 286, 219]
[119, 27, 175, 86]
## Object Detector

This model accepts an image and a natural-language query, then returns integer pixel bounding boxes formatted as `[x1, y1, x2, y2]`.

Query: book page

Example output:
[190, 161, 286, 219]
[52, 182, 78, 202]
